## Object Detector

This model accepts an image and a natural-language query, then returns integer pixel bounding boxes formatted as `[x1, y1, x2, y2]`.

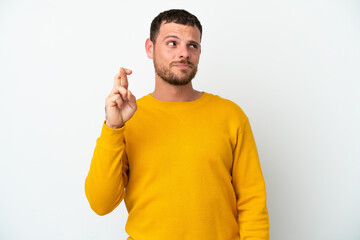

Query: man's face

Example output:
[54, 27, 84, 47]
[150, 22, 201, 86]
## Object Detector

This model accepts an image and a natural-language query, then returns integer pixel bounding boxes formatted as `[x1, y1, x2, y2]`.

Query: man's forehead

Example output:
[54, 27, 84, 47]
[158, 22, 201, 40]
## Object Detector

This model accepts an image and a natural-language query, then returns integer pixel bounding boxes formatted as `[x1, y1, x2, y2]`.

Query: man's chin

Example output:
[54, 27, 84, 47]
[172, 68, 197, 78]
[167, 81, 192, 86]
[163, 75, 193, 86]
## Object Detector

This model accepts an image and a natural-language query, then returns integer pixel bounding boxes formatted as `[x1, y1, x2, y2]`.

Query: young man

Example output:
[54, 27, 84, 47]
[85, 9, 270, 240]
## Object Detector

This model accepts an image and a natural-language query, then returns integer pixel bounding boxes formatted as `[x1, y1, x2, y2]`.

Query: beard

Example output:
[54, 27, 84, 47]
[153, 58, 198, 86]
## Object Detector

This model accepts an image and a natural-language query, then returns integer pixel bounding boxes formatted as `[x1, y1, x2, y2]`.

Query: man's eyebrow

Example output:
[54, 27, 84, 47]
[163, 35, 180, 41]
[163, 35, 200, 46]
[188, 40, 201, 46]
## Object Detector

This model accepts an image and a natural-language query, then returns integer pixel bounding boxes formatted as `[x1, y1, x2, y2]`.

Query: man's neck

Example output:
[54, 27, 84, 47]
[151, 79, 203, 102]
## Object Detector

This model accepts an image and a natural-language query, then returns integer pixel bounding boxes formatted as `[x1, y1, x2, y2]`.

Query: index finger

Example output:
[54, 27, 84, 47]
[113, 67, 132, 89]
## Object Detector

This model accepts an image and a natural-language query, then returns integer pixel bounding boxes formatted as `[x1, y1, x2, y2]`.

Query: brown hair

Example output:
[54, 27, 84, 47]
[150, 9, 202, 43]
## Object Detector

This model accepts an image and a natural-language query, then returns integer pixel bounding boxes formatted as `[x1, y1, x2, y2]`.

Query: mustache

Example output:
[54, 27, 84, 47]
[171, 60, 194, 66]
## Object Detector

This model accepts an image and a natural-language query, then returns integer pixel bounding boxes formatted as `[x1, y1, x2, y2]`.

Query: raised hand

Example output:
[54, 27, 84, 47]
[105, 67, 137, 129]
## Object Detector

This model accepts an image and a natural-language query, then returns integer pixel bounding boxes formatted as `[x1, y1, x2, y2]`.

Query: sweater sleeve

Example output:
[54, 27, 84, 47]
[85, 121, 129, 215]
[232, 118, 270, 239]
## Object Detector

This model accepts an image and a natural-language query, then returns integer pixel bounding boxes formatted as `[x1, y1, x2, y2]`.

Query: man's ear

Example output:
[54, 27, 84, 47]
[145, 38, 154, 59]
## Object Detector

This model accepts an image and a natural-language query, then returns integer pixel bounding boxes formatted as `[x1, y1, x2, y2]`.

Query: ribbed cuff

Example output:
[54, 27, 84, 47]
[98, 120, 125, 149]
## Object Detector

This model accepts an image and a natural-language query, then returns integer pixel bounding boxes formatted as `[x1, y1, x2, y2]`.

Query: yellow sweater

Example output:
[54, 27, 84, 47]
[85, 92, 269, 240]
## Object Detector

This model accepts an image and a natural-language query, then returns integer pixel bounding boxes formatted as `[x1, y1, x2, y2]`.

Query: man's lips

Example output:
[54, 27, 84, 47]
[172, 62, 193, 69]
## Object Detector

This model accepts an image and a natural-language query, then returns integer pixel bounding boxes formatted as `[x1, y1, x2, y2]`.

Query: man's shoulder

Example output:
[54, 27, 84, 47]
[133, 93, 154, 110]
[135, 93, 148, 103]
[206, 92, 248, 120]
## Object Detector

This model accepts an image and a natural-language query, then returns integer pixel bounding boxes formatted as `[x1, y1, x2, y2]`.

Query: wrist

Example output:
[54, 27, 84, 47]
[105, 121, 124, 129]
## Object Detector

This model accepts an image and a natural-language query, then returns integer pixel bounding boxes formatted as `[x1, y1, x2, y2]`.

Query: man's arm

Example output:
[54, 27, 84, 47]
[232, 118, 270, 239]
[85, 121, 129, 215]
[85, 67, 136, 215]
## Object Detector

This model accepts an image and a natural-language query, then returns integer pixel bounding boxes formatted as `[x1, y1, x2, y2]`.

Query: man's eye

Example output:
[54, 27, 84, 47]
[190, 44, 198, 49]
[168, 42, 176, 46]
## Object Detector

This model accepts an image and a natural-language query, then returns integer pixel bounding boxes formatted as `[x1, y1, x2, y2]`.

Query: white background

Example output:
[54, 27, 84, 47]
[1, 0, 359, 239]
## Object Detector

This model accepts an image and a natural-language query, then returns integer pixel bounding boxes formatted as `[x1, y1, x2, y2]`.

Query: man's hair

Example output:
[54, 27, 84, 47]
[150, 9, 202, 43]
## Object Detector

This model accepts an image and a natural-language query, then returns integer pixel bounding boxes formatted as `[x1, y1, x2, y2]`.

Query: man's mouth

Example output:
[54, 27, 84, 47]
[174, 64, 191, 69]
[172, 62, 193, 69]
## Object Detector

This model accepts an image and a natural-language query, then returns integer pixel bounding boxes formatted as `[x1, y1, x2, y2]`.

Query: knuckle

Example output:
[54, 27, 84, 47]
[117, 86, 125, 92]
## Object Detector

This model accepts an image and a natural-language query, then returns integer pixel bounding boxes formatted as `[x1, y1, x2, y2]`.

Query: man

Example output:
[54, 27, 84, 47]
[85, 9, 269, 240]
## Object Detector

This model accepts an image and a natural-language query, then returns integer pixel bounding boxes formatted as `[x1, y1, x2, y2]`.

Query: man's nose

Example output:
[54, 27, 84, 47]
[177, 45, 190, 59]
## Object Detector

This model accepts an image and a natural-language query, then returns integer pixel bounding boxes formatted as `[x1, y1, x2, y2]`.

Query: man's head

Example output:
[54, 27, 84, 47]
[150, 9, 202, 44]
[145, 9, 202, 86]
